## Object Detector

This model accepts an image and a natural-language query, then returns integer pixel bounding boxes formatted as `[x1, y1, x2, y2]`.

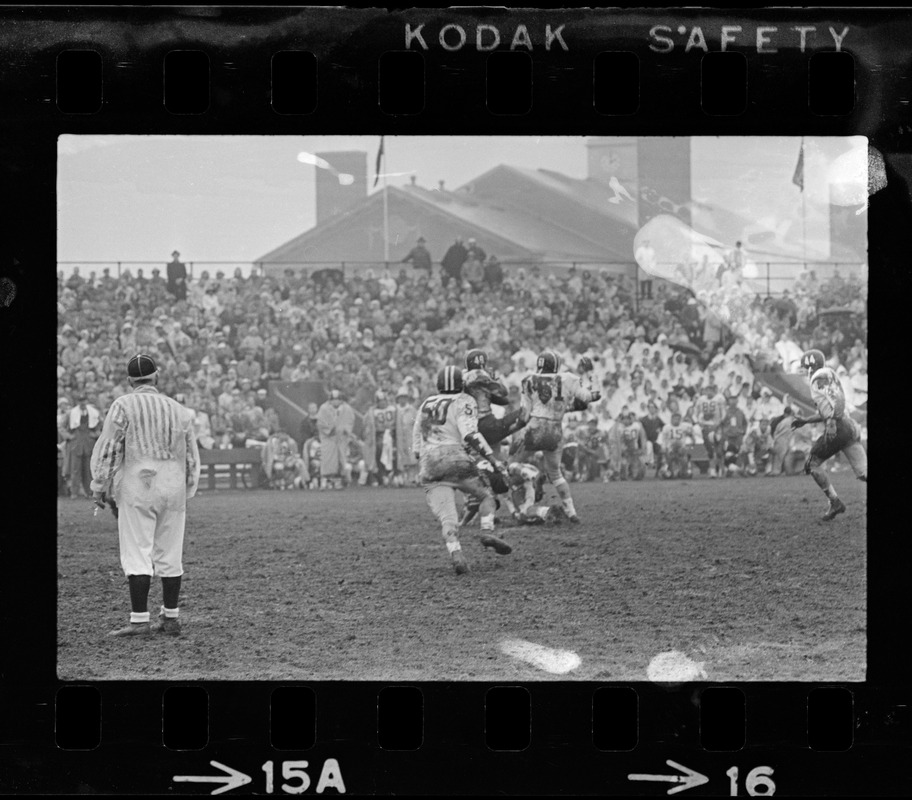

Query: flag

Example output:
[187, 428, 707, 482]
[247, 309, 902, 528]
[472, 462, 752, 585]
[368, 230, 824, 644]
[792, 138, 804, 192]
[373, 135, 385, 187]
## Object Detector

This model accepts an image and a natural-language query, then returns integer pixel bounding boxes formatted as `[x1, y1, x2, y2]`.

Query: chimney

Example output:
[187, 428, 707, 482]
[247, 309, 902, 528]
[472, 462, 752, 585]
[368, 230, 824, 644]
[314, 151, 368, 225]
[438, 180, 445, 192]
[410, 175, 416, 186]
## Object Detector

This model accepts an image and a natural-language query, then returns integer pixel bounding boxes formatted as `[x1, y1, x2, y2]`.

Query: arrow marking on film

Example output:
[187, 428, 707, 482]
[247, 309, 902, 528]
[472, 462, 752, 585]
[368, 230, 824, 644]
[173, 761, 252, 795]
[628, 760, 709, 795]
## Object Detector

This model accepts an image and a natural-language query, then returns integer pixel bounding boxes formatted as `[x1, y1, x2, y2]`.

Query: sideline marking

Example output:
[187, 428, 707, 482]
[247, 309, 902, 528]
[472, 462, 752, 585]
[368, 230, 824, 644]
[500, 638, 581, 674]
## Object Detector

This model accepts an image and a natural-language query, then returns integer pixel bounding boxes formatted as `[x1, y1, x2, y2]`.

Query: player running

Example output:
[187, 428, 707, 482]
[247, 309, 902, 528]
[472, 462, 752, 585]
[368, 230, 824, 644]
[790, 349, 867, 520]
[413, 366, 513, 575]
[510, 350, 601, 523]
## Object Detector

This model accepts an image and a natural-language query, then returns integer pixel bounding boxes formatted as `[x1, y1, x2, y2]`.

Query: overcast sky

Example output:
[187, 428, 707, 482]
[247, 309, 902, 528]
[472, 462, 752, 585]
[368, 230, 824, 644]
[57, 134, 864, 269]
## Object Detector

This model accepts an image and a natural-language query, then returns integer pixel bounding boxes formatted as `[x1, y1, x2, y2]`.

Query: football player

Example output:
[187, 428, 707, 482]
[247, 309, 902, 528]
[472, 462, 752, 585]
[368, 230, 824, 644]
[618, 410, 648, 481]
[463, 348, 529, 448]
[510, 350, 601, 522]
[742, 417, 774, 476]
[693, 383, 726, 477]
[479, 460, 557, 525]
[458, 349, 530, 524]
[361, 390, 397, 486]
[791, 349, 867, 520]
[412, 366, 513, 575]
[660, 410, 694, 478]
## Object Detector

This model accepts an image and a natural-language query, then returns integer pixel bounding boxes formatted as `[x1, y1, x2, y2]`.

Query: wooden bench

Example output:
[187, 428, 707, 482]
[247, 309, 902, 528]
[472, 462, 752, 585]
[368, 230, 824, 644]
[198, 447, 263, 491]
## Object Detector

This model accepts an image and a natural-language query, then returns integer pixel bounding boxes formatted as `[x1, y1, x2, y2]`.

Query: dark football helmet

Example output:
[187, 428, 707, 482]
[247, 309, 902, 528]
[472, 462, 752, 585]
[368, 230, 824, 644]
[800, 349, 826, 375]
[464, 349, 488, 371]
[436, 366, 464, 394]
[536, 350, 562, 374]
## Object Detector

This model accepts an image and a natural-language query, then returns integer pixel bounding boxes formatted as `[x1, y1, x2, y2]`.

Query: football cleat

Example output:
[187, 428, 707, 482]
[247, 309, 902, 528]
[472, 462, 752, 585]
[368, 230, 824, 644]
[152, 616, 182, 636]
[478, 533, 513, 555]
[109, 622, 152, 637]
[821, 497, 847, 521]
[451, 550, 469, 575]
[567, 514, 581, 524]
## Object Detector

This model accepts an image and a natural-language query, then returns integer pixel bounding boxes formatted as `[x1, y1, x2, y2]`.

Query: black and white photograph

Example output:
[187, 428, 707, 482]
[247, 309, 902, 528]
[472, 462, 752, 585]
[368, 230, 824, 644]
[56, 133, 868, 682]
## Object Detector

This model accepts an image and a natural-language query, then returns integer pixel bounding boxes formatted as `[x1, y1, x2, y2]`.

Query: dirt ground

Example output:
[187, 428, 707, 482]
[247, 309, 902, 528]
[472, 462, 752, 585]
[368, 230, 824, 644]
[57, 475, 866, 682]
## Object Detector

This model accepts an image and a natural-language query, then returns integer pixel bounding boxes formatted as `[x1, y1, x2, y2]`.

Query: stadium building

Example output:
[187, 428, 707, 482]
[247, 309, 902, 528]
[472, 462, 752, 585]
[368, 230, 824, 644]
[255, 137, 866, 289]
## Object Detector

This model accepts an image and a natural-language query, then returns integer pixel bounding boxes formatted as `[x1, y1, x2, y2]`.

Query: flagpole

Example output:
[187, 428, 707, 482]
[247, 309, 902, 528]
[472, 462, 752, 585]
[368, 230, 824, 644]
[383, 169, 390, 263]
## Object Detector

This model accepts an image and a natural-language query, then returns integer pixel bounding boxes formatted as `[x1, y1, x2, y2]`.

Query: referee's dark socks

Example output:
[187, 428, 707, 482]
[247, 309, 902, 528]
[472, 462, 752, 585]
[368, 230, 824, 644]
[127, 575, 151, 613]
[162, 576, 181, 612]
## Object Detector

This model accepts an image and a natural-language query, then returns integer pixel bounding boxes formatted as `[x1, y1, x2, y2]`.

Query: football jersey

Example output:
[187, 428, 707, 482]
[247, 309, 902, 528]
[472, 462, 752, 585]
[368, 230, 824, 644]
[413, 392, 480, 452]
[463, 368, 508, 417]
[621, 420, 646, 450]
[695, 394, 725, 424]
[521, 371, 594, 422]
[506, 461, 539, 489]
[809, 367, 846, 420]
[662, 421, 694, 448]
[370, 404, 397, 433]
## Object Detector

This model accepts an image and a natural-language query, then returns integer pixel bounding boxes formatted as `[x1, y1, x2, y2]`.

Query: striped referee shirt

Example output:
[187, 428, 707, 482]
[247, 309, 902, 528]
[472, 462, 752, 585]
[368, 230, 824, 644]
[90, 385, 201, 496]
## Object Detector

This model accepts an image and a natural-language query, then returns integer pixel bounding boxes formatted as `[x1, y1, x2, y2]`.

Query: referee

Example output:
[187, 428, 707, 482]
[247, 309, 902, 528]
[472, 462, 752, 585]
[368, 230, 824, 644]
[90, 353, 201, 637]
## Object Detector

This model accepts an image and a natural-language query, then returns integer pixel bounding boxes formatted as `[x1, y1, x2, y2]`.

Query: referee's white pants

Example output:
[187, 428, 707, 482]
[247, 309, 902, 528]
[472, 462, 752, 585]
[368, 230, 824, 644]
[115, 460, 187, 577]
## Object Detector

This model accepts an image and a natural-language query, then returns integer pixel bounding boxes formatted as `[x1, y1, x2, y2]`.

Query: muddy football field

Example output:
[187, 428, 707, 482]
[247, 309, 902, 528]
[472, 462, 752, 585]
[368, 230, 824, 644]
[57, 475, 865, 682]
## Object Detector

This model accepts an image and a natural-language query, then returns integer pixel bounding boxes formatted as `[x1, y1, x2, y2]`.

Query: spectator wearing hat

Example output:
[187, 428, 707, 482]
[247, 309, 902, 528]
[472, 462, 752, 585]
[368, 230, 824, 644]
[401, 236, 432, 273]
[90, 352, 200, 637]
[394, 389, 419, 486]
[317, 391, 356, 489]
[466, 237, 486, 264]
[167, 250, 188, 301]
[67, 394, 101, 498]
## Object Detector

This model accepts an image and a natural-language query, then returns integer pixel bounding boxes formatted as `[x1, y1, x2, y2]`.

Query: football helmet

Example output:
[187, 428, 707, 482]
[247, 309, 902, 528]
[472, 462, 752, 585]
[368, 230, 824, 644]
[464, 349, 488, 371]
[800, 349, 826, 374]
[436, 365, 464, 394]
[536, 350, 562, 374]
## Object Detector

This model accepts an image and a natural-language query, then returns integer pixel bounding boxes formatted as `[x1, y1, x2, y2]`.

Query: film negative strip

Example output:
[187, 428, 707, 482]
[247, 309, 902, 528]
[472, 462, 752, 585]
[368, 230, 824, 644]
[1, 5, 909, 796]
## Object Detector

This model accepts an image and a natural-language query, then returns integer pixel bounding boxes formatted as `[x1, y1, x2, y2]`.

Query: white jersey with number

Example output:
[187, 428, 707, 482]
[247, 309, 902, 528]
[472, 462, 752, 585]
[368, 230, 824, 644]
[661, 421, 694, 450]
[809, 367, 846, 421]
[412, 392, 481, 484]
[520, 371, 593, 422]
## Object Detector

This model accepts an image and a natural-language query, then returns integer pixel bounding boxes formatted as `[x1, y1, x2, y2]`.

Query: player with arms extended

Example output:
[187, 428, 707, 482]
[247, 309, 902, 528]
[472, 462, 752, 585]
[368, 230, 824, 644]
[511, 350, 601, 523]
[413, 366, 513, 575]
[791, 349, 867, 520]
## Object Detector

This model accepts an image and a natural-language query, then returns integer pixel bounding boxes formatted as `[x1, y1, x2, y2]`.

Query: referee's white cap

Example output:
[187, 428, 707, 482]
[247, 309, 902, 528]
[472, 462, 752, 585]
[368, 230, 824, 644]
[127, 353, 159, 378]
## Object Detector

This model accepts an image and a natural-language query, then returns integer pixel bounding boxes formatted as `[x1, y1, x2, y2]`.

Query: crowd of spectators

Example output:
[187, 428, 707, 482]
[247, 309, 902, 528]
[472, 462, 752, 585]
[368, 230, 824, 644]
[56, 243, 868, 494]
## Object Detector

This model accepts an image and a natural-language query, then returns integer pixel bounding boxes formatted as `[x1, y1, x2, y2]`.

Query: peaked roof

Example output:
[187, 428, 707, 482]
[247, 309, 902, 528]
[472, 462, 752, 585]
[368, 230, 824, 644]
[255, 162, 640, 265]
